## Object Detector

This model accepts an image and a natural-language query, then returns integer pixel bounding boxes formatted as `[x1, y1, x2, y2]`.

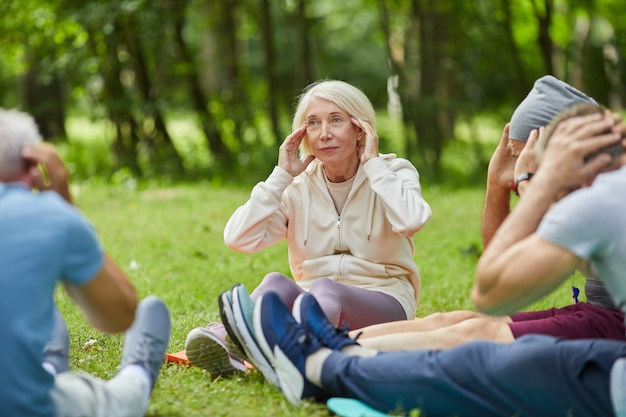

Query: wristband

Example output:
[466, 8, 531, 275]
[513, 172, 534, 196]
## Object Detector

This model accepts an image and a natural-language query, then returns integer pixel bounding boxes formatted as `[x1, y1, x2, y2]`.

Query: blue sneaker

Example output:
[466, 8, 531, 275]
[253, 292, 327, 404]
[121, 296, 171, 392]
[43, 307, 70, 374]
[292, 293, 358, 351]
[231, 284, 279, 386]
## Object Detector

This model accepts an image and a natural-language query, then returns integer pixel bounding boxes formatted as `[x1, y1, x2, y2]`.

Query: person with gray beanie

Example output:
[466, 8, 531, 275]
[483, 75, 598, 247]
[509, 75, 597, 142]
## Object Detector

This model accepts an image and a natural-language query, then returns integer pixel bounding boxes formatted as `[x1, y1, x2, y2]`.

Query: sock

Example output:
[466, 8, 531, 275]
[305, 347, 333, 387]
[304, 345, 378, 387]
[119, 364, 151, 399]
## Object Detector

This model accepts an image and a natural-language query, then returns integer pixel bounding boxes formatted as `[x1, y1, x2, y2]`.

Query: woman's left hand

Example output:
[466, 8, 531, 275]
[352, 117, 379, 164]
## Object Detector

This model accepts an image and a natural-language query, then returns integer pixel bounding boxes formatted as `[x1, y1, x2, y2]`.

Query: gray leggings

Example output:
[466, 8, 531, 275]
[249, 272, 406, 329]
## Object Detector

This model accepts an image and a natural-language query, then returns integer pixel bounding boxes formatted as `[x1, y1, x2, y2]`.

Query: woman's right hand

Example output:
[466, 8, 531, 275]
[278, 124, 316, 177]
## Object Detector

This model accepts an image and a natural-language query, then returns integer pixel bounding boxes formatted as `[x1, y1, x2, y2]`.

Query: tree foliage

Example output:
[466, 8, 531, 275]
[1, 0, 625, 180]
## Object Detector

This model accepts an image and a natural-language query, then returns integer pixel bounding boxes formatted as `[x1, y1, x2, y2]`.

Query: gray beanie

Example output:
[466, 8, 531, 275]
[509, 75, 597, 141]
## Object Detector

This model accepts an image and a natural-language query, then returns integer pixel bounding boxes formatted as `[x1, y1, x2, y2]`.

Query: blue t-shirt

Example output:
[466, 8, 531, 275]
[537, 166, 626, 314]
[0, 183, 103, 416]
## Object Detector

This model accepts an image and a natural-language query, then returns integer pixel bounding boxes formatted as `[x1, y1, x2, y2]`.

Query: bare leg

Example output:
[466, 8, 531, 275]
[358, 317, 515, 351]
[351, 310, 511, 339]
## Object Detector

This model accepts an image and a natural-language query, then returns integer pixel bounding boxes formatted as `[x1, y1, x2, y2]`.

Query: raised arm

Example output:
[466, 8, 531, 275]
[22, 144, 137, 333]
[473, 113, 620, 315]
[481, 124, 515, 248]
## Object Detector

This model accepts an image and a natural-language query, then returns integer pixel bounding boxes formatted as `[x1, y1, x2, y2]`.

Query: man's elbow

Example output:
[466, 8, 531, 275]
[471, 285, 489, 312]
[471, 283, 504, 316]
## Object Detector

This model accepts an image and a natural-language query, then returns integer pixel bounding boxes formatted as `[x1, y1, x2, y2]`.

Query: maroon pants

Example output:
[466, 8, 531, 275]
[509, 301, 626, 340]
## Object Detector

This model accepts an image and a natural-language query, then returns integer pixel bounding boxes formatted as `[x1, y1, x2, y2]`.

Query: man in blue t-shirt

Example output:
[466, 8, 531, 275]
[0, 108, 170, 416]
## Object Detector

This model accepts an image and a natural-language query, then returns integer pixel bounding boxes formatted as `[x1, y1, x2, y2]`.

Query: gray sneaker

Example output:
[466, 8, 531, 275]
[121, 296, 171, 392]
[185, 322, 247, 377]
[612, 357, 626, 417]
[43, 307, 70, 374]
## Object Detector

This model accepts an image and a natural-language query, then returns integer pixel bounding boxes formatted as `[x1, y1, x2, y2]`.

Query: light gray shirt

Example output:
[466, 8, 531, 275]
[537, 165, 626, 314]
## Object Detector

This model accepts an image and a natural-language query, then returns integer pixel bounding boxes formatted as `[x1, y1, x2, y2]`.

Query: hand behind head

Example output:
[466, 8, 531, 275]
[21, 144, 72, 203]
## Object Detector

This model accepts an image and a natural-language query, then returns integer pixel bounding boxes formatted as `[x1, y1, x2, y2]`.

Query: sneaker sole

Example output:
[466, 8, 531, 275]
[185, 328, 246, 376]
[232, 284, 280, 386]
[219, 289, 249, 360]
[253, 294, 304, 405]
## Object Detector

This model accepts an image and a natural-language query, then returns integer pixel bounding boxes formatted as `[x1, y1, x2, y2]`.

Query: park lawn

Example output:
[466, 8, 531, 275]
[54, 180, 585, 417]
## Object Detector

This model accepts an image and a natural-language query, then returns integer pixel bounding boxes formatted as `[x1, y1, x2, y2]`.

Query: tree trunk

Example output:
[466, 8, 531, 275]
[170, 0, 230, 163]
[258, 0, 282, 145]
[125, 13, 186, 175]
[500, 0, 529, 96]
[531, 0, 554, 75]
[92, 21, 143, 176]
[413, 0, 454, 174]
[296, 0, 314, 86]
[22, 65, 67, 141]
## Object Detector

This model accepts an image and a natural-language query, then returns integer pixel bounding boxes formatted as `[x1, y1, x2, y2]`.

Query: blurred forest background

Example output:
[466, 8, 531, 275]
[1, 0, 625, 184]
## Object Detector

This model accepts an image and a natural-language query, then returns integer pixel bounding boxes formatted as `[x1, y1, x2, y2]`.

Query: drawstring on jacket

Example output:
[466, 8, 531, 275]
[303, 178, 311, 246]
[366, 191, 375, 240]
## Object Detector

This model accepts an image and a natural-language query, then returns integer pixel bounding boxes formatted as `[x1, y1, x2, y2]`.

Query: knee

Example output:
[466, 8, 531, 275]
[251, 272, 299, 303]
[458, 318, 513, 342]
[425, 310, 479, 327]
[309, 277, 337, 296]
[260, 272, 292, 287]
[309, 278, 342, 325]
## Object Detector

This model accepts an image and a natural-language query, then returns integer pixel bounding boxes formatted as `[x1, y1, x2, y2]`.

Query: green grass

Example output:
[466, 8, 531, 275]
[52, 180, 587, 417]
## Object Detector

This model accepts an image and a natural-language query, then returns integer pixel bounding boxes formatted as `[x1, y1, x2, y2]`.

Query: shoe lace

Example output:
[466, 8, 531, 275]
[319, 325, 348, 340]
[131, 332, 163, 367]
[282, 319, 321, 354]
[316, 321, 351, 345]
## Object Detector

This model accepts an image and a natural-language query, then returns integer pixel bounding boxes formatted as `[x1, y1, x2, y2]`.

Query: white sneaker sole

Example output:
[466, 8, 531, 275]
[185, 328, 246, 376]
[252, 294, 306, 405]
[232, 285, 280, 386]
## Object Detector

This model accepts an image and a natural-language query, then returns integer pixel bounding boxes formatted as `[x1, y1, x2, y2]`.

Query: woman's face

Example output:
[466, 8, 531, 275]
[304, 97, 360, 172]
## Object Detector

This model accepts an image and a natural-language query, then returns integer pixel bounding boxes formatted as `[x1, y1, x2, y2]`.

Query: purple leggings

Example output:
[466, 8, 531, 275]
[249, 272, 407, 329]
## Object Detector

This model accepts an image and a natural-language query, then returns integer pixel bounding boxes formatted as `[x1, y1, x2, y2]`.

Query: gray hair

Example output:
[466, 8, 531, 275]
[0, 109, 43, 180]
[292, 80, 376, 157]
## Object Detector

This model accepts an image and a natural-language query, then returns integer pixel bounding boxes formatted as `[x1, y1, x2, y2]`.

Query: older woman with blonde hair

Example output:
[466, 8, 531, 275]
[185, 79, 432, 378]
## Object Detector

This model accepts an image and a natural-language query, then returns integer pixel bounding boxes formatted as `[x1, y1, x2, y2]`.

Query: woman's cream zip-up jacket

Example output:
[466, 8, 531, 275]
[224, 153, 432, 318]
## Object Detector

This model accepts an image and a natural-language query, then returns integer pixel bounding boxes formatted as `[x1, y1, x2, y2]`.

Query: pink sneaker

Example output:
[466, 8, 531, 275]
[185, 322, 247, 377]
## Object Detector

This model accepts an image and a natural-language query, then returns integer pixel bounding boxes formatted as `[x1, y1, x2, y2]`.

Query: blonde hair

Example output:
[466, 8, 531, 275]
[292, 80, 376, 156]
[0, 109, 43, 181]
[535, 103, 604, 162]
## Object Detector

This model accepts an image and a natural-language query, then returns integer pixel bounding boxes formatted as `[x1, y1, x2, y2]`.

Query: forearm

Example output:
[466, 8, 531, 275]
[474, 174, 561, 309]
[364, 158, 432, 236]
[65, 254, 138, 333]
[224, 166, 291, 252]
[472, 236, 576, 315]
[481, 181, 511, 248]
